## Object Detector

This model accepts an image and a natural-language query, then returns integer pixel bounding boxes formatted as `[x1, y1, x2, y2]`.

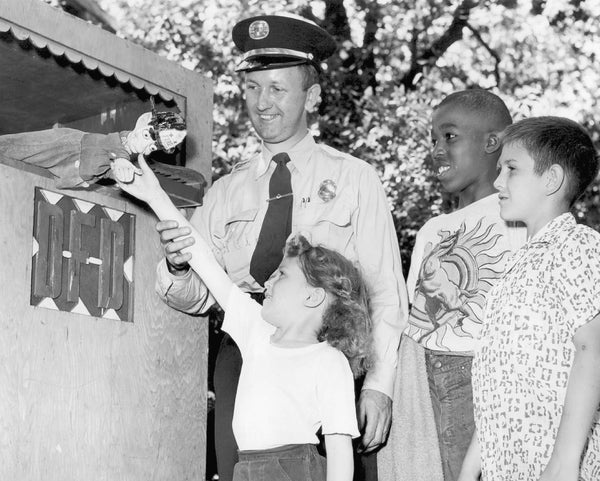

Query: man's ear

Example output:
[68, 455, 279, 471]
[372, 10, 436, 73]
[305, 84, 322, 113]
[545, 164, 565, 196]
[304, 286, 327, 308]
[484, 133, 501, 154]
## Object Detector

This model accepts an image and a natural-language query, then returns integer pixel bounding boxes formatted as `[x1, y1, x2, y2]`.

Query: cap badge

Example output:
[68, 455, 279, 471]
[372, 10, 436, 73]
[249, 20, 270, 40]
[318, 180, 337, 202]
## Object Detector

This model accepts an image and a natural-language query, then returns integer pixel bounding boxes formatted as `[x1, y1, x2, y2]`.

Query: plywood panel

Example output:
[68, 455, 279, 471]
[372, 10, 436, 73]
[0, 161, 206, 480]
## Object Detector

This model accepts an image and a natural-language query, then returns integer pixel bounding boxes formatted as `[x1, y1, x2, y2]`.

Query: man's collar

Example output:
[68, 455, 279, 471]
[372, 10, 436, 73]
[254, 132, 316, 179]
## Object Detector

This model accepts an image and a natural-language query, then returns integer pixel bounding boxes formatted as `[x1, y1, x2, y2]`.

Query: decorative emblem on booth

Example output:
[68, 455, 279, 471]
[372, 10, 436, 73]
[30, 188, 135, 322]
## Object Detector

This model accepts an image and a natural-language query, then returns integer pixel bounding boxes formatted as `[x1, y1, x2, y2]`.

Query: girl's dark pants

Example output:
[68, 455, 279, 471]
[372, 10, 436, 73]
[233, 444, 326, 481]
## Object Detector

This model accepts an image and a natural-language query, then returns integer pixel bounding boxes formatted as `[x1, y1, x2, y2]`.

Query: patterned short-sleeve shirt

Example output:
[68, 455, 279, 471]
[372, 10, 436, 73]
[473, 213, 600, 481]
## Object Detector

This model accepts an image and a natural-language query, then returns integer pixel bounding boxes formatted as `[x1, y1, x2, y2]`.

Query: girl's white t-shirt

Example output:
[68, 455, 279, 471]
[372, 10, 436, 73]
[223, 286, 360, 450]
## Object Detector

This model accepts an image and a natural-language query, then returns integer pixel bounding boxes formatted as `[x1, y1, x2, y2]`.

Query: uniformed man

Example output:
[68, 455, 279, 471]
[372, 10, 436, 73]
[153, 13, 408, 481]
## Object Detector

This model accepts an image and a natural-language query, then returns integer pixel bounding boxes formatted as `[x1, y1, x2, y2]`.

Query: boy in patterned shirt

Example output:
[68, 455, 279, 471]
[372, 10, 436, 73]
[459, 117, 600, 481]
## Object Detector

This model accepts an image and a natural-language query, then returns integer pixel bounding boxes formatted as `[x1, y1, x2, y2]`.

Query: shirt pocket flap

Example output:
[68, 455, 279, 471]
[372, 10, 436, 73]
[224, 208, 259, 226]
[314, 201, 352, 227]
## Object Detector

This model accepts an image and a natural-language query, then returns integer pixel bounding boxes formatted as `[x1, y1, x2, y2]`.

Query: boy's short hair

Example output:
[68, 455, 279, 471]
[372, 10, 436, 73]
[501, 116, 599, 205]
[436, 89, 512, 129]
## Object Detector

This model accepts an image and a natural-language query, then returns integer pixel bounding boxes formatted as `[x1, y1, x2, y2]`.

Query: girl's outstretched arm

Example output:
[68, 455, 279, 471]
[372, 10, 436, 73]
[539, 312, 600, 481]
[324, 434, 353, 481]
[116, 155, 234, 307]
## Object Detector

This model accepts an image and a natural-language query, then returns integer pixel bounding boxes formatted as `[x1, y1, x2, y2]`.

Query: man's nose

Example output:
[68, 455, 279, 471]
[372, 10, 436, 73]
[257, 90, 272, 110]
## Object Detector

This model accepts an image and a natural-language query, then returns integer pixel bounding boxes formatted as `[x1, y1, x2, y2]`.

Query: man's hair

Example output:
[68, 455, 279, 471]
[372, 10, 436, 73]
[501, 116, 599, 205]
[285, 234, 372, 378]
[241, 64, 319, 91]
[298, 63, 320, 90]
[436, 89, 513, 130]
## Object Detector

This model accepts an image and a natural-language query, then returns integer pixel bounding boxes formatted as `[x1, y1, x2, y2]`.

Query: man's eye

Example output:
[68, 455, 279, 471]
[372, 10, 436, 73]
[445, 133, 456, 141]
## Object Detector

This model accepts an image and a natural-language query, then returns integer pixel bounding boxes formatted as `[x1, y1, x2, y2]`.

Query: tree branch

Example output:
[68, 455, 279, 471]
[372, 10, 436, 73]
[400, 0, 478, 90]
[322, 0, 352, 41]
[464, 21, 501, 86]
[360, 0, 380, 91]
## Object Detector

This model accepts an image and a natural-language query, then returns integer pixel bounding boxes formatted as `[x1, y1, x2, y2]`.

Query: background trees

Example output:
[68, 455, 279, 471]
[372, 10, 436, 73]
[56, 0, 600, 271]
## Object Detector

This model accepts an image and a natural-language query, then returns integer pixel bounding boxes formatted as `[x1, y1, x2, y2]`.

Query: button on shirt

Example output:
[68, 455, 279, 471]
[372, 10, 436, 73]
[156, 133, 408, 397]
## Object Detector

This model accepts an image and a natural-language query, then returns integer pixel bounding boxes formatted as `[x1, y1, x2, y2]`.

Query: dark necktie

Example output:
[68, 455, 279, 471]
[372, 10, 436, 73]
[249, 152, 293, 286]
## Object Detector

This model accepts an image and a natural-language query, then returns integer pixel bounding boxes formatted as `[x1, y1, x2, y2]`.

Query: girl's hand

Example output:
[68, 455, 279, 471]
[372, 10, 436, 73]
[110, 156, 142, 183]
[115, 154, 162, 204]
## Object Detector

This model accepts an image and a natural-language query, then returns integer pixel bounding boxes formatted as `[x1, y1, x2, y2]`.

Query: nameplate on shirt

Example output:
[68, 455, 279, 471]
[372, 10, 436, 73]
[30, 188, 135, 322]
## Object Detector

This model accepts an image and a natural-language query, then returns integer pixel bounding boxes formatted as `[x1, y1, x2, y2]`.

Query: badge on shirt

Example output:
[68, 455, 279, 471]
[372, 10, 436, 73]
[318, 179, 337, 202]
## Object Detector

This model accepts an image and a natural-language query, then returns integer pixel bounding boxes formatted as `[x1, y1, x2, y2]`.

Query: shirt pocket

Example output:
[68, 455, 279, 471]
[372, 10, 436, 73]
[295, 200, 354, 255]
[221, 208, 258, 282]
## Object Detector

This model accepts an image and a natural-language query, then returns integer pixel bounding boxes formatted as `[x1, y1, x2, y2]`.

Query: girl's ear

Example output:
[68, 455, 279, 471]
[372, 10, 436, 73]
[545, 163, 565, 196]
[304, 286, 327, 308]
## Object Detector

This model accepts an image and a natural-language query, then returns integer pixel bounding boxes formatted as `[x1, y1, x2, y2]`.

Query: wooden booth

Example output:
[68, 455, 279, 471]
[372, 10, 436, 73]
[0, 1, 213, 479]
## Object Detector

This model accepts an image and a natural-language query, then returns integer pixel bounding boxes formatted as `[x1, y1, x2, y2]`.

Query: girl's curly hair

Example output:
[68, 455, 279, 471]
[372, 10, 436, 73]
[285, 234, 373, 378]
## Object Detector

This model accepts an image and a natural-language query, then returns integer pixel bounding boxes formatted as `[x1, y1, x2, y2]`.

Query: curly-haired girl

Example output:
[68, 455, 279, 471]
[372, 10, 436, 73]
[117, 155, 373, 481]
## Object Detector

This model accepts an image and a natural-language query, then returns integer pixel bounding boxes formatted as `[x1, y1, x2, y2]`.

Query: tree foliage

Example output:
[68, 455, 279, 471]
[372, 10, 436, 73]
[72, 0, 600, 272]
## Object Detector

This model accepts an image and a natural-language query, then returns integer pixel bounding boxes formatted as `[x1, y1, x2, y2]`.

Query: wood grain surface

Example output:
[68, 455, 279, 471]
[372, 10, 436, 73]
[0, 161, 207, 480]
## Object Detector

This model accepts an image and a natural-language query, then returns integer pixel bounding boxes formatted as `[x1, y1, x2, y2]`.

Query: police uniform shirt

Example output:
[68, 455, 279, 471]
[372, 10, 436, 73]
[156, 132, 408, 397]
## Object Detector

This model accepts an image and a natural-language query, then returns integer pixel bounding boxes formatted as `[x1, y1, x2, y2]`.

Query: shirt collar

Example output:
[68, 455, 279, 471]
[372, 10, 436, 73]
[254, 132, 316, 179]
[527, 212, 575, 246]
[502, 212, 574, 275]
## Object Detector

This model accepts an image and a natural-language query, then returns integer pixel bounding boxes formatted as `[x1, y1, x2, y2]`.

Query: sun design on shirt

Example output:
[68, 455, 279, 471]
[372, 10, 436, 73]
[410, 217, 511, 342]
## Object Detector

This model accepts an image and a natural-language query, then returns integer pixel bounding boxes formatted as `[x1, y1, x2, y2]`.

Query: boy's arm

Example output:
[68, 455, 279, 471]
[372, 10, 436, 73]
[118, 155, 234, 308]
[457, 430, 481, 481]
[539, 312, 600, 481]
[324, 434, 353, 481]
